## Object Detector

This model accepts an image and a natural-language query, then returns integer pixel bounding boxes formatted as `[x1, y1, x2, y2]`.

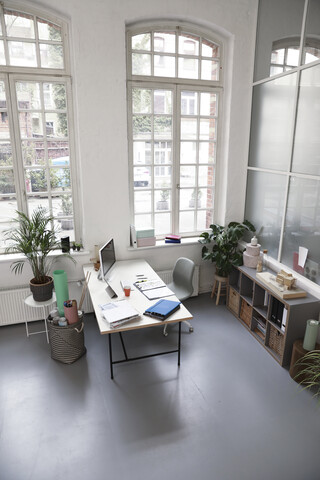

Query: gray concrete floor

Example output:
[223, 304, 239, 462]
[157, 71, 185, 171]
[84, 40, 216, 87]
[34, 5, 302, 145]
[1, 294, 320, 480]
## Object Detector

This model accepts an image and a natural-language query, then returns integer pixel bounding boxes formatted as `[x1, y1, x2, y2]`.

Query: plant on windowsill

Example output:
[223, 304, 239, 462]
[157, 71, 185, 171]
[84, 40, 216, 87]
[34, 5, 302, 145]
[59, 194, 74, 230]
[5, 206, 75, 302]
[199, 220, 256, 280]
[156, 189, 169, 211]
[72, 241, 83, 252]
[189, 188, 202, 208]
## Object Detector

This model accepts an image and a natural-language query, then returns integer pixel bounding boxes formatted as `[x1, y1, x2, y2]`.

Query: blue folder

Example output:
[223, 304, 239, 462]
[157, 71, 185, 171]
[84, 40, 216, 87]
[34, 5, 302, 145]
[144, 299, 181, 319]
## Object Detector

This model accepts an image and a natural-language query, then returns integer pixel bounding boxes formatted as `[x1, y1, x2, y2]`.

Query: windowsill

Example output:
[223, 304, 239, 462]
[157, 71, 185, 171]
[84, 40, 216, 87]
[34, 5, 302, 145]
[0, 249, 90, 263]
[128, 237, 201, 251]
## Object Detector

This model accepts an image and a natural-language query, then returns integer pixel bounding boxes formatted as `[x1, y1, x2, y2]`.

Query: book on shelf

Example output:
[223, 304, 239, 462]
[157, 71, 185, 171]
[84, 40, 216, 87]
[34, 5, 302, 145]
[256, 322, 266, 336]
[99, 299, 140, 328]
[137, 236, 156, 247]
[270, 298, 285, 328]
[165, 238, 181, 244]
[130, 224, 137, 248]
[165, 234, 181, 241]
[281, 307, 288, 332]
[136, 228, 155, 239]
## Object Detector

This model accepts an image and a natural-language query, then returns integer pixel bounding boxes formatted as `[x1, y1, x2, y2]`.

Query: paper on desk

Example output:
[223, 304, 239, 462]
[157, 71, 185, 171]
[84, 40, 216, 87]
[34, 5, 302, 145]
[143, 286, 175, 300]
[135, 279, 165, 291]
[298, 246, 308, 267]
[99, 299, 139, 324]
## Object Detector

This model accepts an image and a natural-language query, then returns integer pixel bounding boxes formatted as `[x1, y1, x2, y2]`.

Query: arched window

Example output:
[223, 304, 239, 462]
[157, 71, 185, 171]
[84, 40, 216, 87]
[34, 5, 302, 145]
[127, 25, 223, 237]
[0, 4, 77, 250]
[270, 37, 320, 77]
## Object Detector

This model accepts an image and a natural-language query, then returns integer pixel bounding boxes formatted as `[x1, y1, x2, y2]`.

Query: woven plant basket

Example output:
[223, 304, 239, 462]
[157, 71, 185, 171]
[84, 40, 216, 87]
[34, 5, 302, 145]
[268, 324, 284, 356]
[47, 318, 86, 364]
[228, 287, 240, 315]
[240, 299, 252, 327]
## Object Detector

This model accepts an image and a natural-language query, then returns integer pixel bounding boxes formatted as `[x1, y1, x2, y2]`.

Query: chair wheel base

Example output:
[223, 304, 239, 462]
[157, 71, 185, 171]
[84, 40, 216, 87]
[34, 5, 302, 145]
[189, 327, 194, 333]
[163, 331, 168, 337]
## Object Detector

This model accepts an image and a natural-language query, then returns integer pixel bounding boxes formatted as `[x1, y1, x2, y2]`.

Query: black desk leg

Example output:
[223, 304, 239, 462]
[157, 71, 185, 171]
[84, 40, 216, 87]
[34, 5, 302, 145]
[178, 321, 181, 366]
[108, 334, 114, 380]
[119, 332, 128, 360]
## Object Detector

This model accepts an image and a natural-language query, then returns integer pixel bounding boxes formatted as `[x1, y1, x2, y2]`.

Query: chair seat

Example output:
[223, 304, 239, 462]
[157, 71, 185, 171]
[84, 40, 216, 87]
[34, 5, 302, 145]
[167, 282, 191, 302]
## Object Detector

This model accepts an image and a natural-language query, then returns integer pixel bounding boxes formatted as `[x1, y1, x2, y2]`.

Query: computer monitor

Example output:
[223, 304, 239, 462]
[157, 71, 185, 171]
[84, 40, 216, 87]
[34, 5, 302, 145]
[99, 238, 117, 298]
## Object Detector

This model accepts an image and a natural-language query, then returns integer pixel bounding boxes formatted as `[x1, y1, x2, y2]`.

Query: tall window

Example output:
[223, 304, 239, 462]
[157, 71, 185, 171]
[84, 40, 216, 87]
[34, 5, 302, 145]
[127, 26, 222, 237]
[0, 5, 76, 250]
[246, 0, 320, 286]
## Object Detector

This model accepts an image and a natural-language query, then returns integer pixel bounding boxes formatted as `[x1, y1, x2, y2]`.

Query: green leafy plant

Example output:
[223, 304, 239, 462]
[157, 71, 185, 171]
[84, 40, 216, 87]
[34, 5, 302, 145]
[5, 207, 74, 284]
[294, 350, 320, 402]
[199, 220, 255, 277]
[60, 194, 73, 216]
[160, 189, 169, 202]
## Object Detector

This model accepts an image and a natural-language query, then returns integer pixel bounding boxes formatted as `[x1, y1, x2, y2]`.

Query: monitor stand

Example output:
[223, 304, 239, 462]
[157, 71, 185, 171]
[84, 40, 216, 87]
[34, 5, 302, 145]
[105, 282, 117, 298]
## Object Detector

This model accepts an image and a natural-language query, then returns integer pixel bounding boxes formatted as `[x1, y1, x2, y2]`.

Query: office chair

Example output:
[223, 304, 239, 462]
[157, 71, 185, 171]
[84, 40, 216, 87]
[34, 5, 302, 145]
[163, 257, 195, 336]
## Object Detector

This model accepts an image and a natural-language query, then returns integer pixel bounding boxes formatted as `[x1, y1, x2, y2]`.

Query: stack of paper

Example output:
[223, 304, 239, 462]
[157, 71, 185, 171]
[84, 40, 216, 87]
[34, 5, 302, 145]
[100, 300, 140, 328]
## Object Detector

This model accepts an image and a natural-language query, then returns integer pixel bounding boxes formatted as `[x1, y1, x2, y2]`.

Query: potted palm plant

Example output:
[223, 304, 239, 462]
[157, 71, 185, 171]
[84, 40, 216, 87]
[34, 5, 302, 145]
[5, 207, 74, 302]
[199, 220, 255, 279]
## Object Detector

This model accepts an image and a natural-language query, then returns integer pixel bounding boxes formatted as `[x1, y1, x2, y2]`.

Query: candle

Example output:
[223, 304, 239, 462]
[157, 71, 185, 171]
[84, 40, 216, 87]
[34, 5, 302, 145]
[303, 319, 319, 351]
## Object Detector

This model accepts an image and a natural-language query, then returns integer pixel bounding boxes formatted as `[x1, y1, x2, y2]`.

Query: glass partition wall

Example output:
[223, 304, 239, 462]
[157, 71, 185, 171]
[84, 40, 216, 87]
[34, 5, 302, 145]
[245, 0, 320, 286]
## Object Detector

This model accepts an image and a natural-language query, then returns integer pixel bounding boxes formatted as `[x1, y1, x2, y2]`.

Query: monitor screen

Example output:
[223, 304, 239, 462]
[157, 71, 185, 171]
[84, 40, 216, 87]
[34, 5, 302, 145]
[99, 238, 116, 280]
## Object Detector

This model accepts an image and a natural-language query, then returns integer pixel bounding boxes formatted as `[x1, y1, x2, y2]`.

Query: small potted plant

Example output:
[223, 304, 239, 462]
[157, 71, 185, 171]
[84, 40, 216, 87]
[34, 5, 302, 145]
[156, 189, 169, 210]
[75, 242, 82, 251]
[60, 194, 74, 230]
[189, 188, 202, 208]
[5, 207, 75, 302]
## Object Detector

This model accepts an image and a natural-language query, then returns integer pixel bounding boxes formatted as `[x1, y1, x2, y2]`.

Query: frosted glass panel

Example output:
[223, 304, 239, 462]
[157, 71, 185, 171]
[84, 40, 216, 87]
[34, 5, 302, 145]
[244, 170, 287, 259]
[281, 177, 320, 285]
[254, 0, 304, 81]
[292, 64, 320, 175]
[303, 0, 320, 65]
[249, 73, 297, 170]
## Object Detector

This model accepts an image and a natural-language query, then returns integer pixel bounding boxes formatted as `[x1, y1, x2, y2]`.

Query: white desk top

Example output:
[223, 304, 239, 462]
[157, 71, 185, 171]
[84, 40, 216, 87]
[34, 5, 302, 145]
[83, 259, 193, 334]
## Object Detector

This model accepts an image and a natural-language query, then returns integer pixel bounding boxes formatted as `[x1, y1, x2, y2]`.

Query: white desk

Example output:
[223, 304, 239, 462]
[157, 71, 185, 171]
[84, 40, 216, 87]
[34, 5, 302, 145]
[83, 259, 193, 378]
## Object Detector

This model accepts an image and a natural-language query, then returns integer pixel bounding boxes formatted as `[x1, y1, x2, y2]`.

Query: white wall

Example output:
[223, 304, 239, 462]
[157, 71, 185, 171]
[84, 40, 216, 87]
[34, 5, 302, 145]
[1, 0, 258, 294]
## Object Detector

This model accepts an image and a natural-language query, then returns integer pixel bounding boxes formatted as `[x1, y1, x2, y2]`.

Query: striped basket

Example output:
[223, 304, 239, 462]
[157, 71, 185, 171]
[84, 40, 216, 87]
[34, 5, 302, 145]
[47, 318, 86, 364]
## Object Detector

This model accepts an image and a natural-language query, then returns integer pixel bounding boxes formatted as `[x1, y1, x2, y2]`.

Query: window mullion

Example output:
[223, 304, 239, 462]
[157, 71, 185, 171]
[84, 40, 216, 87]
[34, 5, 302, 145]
[34, 14, 41, 68]
[0, 4, 10, 67]
[7, 75, 27, 214]
[173, 85, 181, 234]
[151, 87, 155, 230]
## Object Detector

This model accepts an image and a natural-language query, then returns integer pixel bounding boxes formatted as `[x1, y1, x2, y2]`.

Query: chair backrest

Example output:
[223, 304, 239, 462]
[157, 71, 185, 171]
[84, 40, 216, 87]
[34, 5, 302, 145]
[172, 257, 195, 300]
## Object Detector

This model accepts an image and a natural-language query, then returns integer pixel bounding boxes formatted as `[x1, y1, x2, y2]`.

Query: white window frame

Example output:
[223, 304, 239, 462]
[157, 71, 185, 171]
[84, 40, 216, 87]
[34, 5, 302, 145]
[246, 0, 320, 287]
[0, 3, 80, 251]
[127, 23, 223, 238]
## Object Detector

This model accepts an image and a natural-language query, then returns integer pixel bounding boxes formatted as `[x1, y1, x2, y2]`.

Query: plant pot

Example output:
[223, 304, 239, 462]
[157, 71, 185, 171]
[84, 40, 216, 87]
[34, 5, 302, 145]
[215, 273, 228, 283]
[61, 219, 74, 230]
[156, 200, 169, 211]
[30, 276, 54, 302]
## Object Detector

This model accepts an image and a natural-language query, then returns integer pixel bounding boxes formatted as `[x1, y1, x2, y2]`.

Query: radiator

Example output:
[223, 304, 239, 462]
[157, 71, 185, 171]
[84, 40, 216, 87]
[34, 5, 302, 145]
[0, 287, 35, 326]
[156, 266, 199, 297]
[0, 283, 93, 326]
